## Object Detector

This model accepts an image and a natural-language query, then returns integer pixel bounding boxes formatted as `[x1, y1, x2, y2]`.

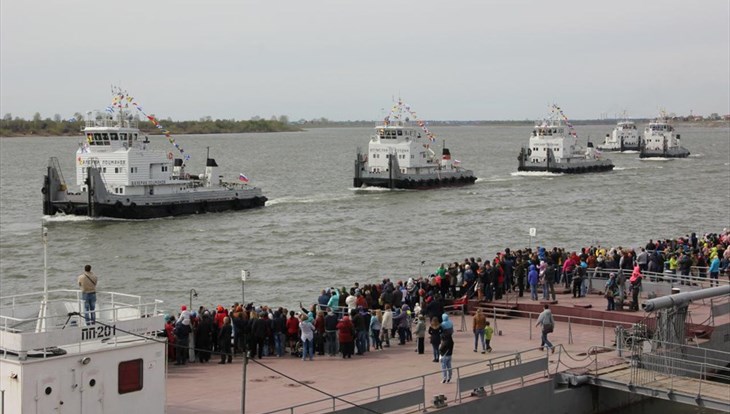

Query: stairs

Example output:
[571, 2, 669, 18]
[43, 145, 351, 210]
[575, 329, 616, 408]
[470, 300, 519, 319]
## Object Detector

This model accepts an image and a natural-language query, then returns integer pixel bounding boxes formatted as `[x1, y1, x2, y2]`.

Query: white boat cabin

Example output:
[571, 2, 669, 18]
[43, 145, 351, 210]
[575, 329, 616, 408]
[527, 122, 580, 163]
[75, 113, 220, 196]
[367, 124, 459, 174]
[613, 121, 639, 143]
[643, 119, 680, 151]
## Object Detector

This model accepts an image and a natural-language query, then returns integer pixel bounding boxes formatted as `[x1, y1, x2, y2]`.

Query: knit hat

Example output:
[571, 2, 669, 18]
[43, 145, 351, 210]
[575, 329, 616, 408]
[181, 305, 187, 311]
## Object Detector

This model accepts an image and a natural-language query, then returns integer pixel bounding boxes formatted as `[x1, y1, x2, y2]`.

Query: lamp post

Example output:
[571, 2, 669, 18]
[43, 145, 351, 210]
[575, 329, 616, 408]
[241, 270, 249, 414]
[419, 261, 425, 279]
[189, 288, 198, 312]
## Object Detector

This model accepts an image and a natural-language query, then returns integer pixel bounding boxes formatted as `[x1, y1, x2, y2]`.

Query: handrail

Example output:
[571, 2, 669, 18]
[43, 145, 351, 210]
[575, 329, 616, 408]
[261, 348, 550, 414]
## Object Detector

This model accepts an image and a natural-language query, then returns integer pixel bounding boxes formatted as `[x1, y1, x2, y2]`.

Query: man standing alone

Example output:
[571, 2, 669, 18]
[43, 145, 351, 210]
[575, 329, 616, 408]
[78, 264, 97, 325]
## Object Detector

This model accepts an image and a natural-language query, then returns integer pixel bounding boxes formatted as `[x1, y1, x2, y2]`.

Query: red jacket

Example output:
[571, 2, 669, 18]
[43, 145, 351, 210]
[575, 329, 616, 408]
[336, 317, 354, 343]
[286, 316, 300, 336]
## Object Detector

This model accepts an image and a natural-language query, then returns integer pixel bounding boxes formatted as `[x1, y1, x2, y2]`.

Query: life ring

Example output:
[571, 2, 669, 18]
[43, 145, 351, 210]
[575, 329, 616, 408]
[167, 152, 173, 160]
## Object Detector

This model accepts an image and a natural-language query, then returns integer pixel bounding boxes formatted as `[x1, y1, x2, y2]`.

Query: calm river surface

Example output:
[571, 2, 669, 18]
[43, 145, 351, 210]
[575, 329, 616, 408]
[1, 124, 728, 311]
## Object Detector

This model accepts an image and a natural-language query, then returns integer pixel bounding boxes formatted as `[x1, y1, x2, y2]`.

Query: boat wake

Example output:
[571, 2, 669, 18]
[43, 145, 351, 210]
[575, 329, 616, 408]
[267, 193, 354, 206]
[348, 187, 408, 193]
[640, 157, 673, 162]
[476, 176, 519, 183]
[510, 171, 563, 178]
[43, 214, 96, 223]
[689, 153, 704, 158]
[620, 150, 639, 154]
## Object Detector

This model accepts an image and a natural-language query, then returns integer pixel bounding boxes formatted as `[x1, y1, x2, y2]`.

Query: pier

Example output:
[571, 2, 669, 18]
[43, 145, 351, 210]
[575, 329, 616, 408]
[166, 272, 730, 413]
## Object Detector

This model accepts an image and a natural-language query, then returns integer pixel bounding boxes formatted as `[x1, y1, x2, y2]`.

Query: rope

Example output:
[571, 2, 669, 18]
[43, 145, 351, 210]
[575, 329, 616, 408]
[74, 314, 384, 414]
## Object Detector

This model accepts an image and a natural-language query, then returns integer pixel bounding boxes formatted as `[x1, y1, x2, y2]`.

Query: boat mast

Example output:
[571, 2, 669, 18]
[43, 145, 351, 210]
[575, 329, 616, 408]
[35, 225, 49, 333]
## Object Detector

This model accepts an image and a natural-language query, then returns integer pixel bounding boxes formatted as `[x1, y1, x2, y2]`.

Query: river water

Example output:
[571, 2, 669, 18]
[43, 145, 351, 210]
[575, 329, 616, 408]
[1, 125, 728, 311]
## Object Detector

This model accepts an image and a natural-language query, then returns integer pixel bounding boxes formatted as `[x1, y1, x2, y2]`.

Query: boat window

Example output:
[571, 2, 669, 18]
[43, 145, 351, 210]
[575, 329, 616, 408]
[397, 130, 403, 136]
[133, 133, 138, 141]
[110, 133, 119, 141]
[94, 133, 102, 143]
[118, 359, 143, 394]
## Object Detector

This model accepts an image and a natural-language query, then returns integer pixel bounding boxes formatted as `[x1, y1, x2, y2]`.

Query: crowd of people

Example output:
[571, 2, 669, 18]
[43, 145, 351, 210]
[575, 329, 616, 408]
[163, 229, 729, 379]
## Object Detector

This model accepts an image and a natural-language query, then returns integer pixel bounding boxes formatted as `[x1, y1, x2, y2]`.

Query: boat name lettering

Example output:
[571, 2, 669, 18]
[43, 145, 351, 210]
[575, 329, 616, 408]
[101, 160, 126, 166]
[81, 324, 116, 341]
[131, 180, 166, 185]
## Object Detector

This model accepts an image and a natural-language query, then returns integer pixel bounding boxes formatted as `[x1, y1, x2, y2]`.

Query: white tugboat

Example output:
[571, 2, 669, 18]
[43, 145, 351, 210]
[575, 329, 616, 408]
[597, 119, 641, 152]
[640, 114, 690, 158]
[42, 90, 266, 219]
[518, 105, 614, 173]
[0, 228, 167, 413]
[353, 100, 476, 189]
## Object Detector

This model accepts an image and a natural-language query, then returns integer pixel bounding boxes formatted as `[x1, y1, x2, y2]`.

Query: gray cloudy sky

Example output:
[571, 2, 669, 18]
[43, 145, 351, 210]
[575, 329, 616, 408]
[1, 0, 728, 121]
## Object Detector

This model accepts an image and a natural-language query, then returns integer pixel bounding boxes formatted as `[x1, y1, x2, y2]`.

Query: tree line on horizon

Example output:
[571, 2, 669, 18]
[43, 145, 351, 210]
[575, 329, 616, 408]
[0, 113, 300, 137]
[2, 112, 725, 137]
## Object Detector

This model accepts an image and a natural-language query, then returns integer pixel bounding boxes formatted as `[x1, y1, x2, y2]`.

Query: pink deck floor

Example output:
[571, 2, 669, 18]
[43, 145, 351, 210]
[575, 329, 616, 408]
[165, 289, 725, 413]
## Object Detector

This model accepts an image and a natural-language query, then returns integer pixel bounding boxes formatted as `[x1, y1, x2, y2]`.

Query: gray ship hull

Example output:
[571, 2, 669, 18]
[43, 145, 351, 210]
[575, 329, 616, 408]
[640, 147, 690, 158]
[43, 165, 266, 219]
[518, 148, 614, 174]
[353, 152, 476, 189]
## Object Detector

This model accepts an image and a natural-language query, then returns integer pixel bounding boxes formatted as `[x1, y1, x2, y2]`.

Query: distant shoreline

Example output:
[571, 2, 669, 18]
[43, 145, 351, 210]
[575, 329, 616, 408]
[1, 120, 726, 138]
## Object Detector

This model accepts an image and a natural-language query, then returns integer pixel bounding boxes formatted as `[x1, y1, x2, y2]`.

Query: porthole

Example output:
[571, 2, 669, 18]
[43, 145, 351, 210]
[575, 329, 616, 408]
[45, 386, 52, 395]
[89, 379, 96, 387]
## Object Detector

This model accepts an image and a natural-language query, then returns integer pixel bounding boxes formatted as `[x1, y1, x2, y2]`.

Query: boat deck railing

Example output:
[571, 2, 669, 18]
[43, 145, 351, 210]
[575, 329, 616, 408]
[0, 289, 163, 334]
[587, 338, 730, 412]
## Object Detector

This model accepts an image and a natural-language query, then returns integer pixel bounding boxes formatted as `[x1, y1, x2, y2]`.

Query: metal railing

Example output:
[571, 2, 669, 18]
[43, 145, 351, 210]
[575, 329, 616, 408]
[261, 349, 551, 414]
[627, 338, 730, 408]
[0, 289, 163, 334]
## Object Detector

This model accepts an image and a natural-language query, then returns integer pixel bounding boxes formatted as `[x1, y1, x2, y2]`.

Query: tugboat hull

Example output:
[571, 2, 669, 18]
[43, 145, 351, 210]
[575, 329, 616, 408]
[354, 175, 477, 190]
[639, 148, 690, 159]
[43, 165, 266, 219]
[517, 147, 614, 174]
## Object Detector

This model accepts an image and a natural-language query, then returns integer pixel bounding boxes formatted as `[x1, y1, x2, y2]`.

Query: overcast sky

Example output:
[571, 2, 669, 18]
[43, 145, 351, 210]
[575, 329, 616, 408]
[1, 0, 728, 121]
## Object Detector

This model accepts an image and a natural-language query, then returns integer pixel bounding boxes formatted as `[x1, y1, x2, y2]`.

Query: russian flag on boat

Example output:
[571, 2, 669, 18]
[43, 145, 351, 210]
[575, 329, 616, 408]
[239, 173, 249, 183]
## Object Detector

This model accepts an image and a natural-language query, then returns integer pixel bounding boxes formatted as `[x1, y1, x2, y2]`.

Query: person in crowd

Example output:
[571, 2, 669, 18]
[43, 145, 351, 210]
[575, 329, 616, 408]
[249, 311, 266, 359]
[286, 310, 300, 356]
[473, 308, 487, 353]
[299, 313, 315, 361]
[173, 317, 192, 365]
[414, 314, 426, 354]
[337, 313, 355, 359]
[77, 264, 98, 325]
[392, 306, 409, 345]
[605, 273, 618, 311]
[528, 264, 539, 301]
[439, 331, 454, 383]
[428, 316, 443, 363]
[484, 321, 494, 353]
[196, 311, 214, 363]
[708, 254, 721, 287]
[381, 304, 393, 348]
[165, 315, 176, 362]
[629, 265, 643, 311]
[535, 304, 555, 353]
[370, 309, 383, 350]
[218, 316, 233, 364]
[272, 309, 286, 357]
[324, 309, 340, 356]
[313, 310, 326, 356]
